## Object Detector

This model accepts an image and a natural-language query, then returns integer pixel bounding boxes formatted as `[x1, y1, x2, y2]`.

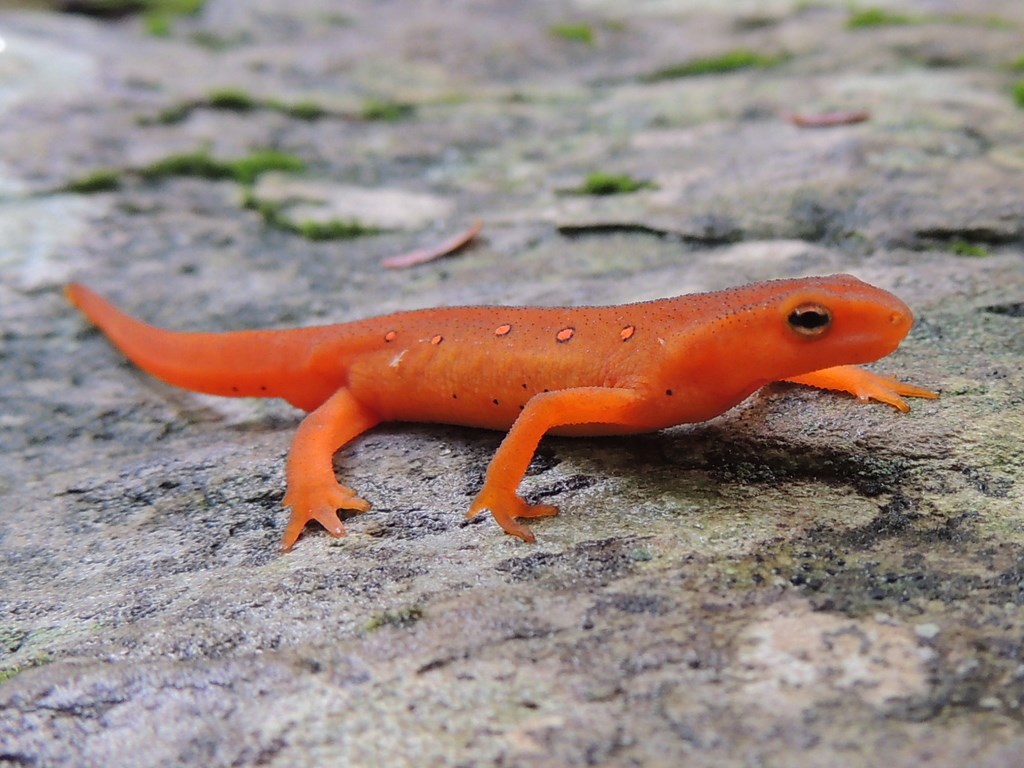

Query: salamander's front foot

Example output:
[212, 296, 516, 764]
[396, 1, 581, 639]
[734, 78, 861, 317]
[851, 372, 939, 413]
[467, 488, 559, 543]
[280, 482, 371, 551]
[785, 365, 938, 413]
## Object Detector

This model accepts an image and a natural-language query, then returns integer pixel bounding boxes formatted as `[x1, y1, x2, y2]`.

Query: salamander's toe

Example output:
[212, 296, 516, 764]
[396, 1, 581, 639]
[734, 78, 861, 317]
[517, 502, 559, 519]
[280, 483, 371, 551]
[467, 489, 559, 542]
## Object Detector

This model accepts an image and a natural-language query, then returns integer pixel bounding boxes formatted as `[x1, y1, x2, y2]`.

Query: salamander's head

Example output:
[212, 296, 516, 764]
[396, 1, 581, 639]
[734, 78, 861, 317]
[753, 274, 913, 376]
[668, 274, 916, 401]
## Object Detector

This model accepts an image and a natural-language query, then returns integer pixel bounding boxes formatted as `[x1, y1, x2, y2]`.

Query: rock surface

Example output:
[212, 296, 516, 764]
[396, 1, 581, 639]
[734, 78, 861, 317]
[1, 1, 1022, 766]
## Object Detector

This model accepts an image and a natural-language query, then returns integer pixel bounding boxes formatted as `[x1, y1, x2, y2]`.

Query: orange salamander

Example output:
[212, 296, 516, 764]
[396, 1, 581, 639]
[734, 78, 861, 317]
[66, 274, 938, 550]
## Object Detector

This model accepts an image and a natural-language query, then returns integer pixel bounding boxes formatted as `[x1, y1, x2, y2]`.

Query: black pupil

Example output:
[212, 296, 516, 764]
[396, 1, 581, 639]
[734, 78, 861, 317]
[789, 308, 830, 330]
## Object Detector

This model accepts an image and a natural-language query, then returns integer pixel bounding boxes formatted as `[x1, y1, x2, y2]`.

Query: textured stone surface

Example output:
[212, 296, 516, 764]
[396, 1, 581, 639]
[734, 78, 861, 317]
[1, 1, 1023, 766]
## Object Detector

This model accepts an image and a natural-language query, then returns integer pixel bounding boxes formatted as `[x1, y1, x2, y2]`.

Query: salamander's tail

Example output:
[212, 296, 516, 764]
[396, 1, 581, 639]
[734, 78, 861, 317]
[66, 283, 340, 411]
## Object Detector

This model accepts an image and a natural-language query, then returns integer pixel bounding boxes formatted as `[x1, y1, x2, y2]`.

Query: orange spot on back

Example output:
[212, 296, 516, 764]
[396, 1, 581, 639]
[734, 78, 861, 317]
[556, 327, 575, 343]
[430, 334, 444, 345]
[384, 330, 397, 343]
[620, 325, 635, 341]
[494, 323, 512, 337]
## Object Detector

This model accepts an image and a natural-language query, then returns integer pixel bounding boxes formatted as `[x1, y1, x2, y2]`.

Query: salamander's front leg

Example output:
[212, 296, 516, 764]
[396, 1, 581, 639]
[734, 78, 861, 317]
[280, 387, 380, 551]
[468, 387, 644, 542]
[783, 365, 938, 412]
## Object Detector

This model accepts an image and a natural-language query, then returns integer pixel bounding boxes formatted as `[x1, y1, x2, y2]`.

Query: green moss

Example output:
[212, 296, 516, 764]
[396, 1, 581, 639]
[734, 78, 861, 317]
[949, 240, 990, 258]
[361, 99, 415, 121]
[847, 7, 917, 28]
[734, 15, 781, 31]
[141, 149, 305, 184]
[59, 0, 202, 16]
[242, 192, 289, 231]
[641, 48, 784, 81]
[229, 150, 305, 184]
[151, 0, 203, 12]
[0, 630, 50, 684]
[206, 88, 259, 111]
[241, 190, 279, 218]
[141, 150, 232, 181]
[281, 100, 328, 120]
[0, 627, 27, 655]
[322, 12, 353, 26]
[0, 652, 52, 686]
[549, 23, 595, 44]
[291, 218, 381, 241]
[365, 606, 423, 631]
[149, 92, 332, 122]
[189, 30, 234, 50]
[148, 103, 191, 125]
[1013, 80, 1024, 109]
[577, 172, 655, 195]
[943, 13, 1013, 29]
[140, 0, 204, 36]
[630, 547, 654, 562]
[61, 169, 121, 194]
[243, 194, 380, 241]
[64, 0, 145, 13]
[210, 92, 331, 120]
[144, 13, 172, 36]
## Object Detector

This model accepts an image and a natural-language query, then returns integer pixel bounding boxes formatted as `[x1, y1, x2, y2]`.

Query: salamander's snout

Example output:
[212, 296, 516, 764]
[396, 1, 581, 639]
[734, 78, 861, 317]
[889, 308, 910, 330]
[883, 294, 915, 338]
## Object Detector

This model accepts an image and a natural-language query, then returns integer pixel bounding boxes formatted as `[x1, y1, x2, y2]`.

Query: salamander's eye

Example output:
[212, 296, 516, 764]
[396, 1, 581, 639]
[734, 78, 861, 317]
[788, 303, 832, 337]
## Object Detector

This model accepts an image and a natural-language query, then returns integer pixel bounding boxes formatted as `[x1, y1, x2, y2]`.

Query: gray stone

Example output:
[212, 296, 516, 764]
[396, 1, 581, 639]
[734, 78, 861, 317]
[1, 1, 1023, 766]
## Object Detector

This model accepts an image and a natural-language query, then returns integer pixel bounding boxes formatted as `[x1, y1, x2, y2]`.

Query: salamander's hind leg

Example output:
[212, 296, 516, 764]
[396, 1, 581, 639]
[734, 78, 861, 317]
[783, 365, 938, 412]
[280, 387, 380, 551]
[468, 387, 644, 543]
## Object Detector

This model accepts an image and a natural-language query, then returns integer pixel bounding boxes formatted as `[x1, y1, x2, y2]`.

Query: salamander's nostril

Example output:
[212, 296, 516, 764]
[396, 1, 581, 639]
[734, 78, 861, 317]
[889, 311, 905, 325]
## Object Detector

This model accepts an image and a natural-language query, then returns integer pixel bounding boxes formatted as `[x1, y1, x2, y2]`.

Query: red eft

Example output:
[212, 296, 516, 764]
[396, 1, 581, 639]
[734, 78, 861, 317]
[66, 274, 938, 550]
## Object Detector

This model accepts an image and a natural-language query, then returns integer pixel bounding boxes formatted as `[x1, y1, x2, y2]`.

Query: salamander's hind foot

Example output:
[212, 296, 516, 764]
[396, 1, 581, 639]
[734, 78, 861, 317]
[280, 482, 371, 551]
[467, 488, 559, 543]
